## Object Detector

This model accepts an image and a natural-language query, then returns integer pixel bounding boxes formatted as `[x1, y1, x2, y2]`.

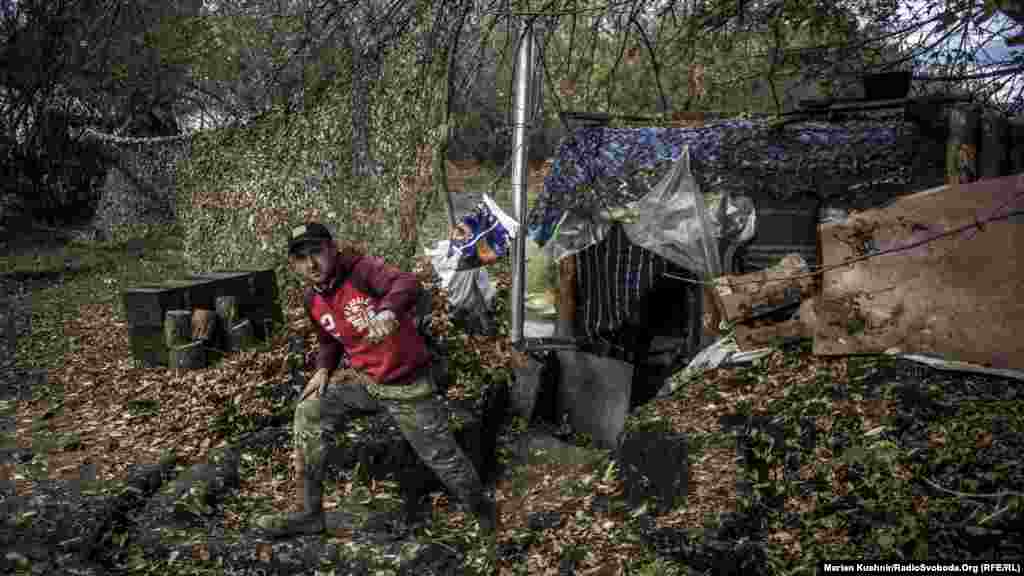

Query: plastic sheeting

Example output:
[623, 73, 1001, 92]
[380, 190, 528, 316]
[544, 146, 757, 280]
[622, 146, 755, 279]
[425, 239, 497, 314]
[543, 208, 612, 264]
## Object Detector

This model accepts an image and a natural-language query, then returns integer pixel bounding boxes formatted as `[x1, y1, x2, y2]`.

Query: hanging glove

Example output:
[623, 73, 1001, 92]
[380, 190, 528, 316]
[366, 310, 399, 343]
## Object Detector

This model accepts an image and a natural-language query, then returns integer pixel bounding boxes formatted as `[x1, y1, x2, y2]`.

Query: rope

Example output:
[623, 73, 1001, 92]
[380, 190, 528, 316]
[80, 128, 198, 146]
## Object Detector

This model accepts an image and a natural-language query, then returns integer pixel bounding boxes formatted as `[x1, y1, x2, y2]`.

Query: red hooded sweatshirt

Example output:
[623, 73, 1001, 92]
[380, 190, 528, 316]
[304, 251, 431, 385]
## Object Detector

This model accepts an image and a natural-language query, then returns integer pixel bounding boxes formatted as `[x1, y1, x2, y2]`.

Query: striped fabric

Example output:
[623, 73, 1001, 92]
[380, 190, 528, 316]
[574, 224, 693, 361]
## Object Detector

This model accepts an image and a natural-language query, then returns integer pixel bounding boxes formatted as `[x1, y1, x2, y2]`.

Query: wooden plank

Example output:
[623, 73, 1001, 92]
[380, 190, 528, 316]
[122, 285, 187, 328]
[204, 269, 283, 339]
[980, 111, 1008, 179]
[556, 256, 576, 337]
[713, 253, 814, 324]
[1009, 120, 1024, 175]
[166, 309, 206, 370]
[732, 298, 816, 349]
[735, 318, 807, 349]
[814, 175, 1024, 371]
[700, 286, 724, 345]
[946, 105, 979, 184]
[164, 310, 192, 348]
[215, 296, 238, 329]
[191, 308, 216, 342]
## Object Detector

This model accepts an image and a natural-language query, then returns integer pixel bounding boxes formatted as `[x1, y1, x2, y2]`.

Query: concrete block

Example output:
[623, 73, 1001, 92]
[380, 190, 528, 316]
[509, 353, 546, 422]
[554, 351, 632, 450]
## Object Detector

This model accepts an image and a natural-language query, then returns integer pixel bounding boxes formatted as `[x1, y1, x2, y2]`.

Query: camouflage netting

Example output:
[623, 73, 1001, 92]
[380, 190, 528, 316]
[528, 118, 925, 246]
[84, 131, 192, 241]
[175, 20, 442, 311]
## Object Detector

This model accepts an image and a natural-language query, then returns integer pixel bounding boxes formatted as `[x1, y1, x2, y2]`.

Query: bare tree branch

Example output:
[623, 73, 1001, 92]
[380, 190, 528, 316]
[604, 0, 640, 111]
[629, 12, 669, 112]
[915, 64, 1024, 81]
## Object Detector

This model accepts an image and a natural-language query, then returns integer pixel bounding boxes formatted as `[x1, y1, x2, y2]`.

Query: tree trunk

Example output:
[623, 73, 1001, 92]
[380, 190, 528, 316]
[557, 256, 577, 338]
[350, 49, 382, 180]
[399, 142, 431, 246]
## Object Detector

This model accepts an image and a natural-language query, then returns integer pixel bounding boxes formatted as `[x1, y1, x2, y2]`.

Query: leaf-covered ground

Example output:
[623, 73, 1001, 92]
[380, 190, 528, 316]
[2, 161, 1022, 575]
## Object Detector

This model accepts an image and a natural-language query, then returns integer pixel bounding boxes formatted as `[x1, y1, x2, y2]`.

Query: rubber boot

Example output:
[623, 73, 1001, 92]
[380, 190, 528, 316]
[256, 450, 325, 538]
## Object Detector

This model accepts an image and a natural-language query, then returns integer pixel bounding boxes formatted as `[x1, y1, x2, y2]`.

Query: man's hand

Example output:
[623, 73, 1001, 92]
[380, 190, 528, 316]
[366, 310, 398, 343]
[301, 368, 330, 401]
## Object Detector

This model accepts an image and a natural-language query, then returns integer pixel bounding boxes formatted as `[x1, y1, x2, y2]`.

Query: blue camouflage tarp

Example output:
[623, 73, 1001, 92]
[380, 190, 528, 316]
[527, 119, 909, 246]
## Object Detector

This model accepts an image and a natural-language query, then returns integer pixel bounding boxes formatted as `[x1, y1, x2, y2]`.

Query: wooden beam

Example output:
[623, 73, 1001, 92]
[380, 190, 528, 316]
[1008, 119, 1024, 175]
[215, 296, 238, 331]
[165, 310, 206, 370]
[946, 105, 980, 184]
[713, 253, 815, 324]
[164, 310, 192, 348]
[980, 110, 1008, 179]
[557, 256, 577, 338]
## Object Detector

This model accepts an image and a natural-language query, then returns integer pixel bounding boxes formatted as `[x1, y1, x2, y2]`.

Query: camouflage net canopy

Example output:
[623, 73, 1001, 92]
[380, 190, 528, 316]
[528, 119, 919, 247]
[82, 130, 193, 240]
[174, 21, 441, 311]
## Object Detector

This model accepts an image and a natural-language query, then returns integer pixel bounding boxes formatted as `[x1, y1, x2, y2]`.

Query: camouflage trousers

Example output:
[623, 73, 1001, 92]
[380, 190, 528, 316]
[293, 369, 484, 507]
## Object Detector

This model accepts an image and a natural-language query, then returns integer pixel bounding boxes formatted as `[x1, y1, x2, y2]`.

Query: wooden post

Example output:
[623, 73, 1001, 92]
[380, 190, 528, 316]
[165, 310, 192, 348]
[713, 253, 814, 324]
[1, 298, 14, 357]
[191, 308, 217, 342]
[701, 286, 724, 345]
[556, 256, 577, 338]
[165, 310, 206, 370]
[946, 105, 979, 184]
[1009, 119, 1024, 175]
[980, 110, 1008, 179]
[215, 296, 237, 331]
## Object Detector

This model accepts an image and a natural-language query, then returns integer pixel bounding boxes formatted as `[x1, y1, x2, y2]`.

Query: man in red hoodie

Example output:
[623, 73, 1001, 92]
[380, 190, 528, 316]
[256, 222, 496, 538]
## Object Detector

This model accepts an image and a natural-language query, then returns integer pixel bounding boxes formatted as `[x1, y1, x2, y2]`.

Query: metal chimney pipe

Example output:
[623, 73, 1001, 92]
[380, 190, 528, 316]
[510, 22, 533, 343]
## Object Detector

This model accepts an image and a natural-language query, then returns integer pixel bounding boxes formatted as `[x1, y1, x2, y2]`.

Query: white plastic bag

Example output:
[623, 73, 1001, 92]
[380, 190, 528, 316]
[657, 334, 774, 397]
[425, 240, 496, 312]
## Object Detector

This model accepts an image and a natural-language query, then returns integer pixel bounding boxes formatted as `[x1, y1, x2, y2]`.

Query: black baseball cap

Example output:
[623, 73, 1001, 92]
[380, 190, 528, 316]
[288, 222, 333, 255]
